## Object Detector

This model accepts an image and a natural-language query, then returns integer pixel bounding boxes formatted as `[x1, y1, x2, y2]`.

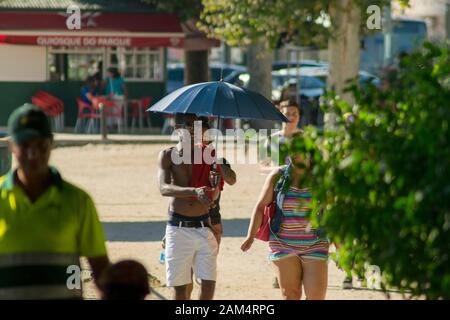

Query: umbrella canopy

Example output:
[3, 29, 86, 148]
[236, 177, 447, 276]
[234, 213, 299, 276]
[147, 81, 289, 122]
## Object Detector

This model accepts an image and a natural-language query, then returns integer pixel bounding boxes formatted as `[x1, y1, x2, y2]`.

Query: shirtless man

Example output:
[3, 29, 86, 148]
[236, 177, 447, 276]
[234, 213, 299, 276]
[157, 113, 223, 300]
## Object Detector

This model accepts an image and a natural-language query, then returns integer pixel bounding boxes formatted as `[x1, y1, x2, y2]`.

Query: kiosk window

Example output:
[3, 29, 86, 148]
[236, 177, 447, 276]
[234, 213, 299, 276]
[47, 47, 163, 82]
[48, 47, 103, 82]
[107, 47, 163, 81]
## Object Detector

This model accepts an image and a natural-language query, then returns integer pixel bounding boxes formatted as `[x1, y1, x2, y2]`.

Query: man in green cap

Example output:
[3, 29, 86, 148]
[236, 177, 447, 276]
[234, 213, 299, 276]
[0, 104, 110, 299]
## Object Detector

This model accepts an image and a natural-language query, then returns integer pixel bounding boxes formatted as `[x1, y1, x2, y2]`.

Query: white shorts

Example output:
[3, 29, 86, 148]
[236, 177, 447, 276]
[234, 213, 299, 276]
[165, 224, 219, 287]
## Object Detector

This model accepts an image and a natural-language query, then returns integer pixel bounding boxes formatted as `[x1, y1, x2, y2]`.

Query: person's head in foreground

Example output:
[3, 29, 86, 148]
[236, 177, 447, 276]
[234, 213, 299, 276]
[285, 133, 316, 176]
[7, 104, 53, 179]
[99, 260, 150, 300]
[279, 100, 301, 133]
[289, 152, 314, 178]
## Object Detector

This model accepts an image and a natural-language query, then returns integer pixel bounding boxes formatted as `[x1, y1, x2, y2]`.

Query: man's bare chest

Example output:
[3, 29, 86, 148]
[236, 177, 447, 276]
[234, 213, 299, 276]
[170, 163, 192, 186]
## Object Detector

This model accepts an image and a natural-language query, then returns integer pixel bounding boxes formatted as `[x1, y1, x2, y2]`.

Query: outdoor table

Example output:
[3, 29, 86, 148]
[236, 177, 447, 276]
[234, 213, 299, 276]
[92, 96, 126, 133]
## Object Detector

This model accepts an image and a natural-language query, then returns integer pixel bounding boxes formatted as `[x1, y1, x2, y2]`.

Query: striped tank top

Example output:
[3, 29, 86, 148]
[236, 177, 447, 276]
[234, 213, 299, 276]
[269, 186, 329, 261]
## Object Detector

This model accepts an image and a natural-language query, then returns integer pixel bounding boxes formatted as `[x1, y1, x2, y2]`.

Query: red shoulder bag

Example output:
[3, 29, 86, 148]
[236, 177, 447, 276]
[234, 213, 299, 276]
[255, 192, 276, 242]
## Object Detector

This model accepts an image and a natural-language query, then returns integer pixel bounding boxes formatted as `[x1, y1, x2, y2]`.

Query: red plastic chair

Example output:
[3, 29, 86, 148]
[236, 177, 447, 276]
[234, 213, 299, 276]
[31, 96, 58, 116]
[32, 91, 64, 131]
[130, 96, 153, 132]
[140, 96, 152, 111]
[75, 98, 100, 133]
[35, 91, 64, 111]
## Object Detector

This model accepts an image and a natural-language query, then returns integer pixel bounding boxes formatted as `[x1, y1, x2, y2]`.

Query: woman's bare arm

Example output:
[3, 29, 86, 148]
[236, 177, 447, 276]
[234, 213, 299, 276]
[241, 168, 280, 251]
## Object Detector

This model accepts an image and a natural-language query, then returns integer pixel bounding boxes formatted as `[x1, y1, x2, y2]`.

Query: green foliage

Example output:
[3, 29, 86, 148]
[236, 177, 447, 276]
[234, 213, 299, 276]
[198, 0, 405, 48]
[199, 0, 331, 48]
[142, 0, 203, 21]
[285, 43, 450, 299]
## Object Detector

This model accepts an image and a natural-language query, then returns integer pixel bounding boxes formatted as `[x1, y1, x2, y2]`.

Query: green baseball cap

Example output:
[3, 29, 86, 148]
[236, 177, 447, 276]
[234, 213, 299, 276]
[7, 104, 53, 144]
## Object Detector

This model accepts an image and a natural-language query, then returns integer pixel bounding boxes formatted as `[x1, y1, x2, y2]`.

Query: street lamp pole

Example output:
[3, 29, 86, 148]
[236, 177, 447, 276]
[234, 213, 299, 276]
[446, 2, 450, 41]
[383, 4, 393, 67]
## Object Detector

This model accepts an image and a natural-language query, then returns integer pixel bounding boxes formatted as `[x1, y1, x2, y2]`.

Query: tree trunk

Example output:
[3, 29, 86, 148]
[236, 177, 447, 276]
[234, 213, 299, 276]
[246, 40, 274, 130]
[184, 50, 209, 85]
[326, 0, 362, 129]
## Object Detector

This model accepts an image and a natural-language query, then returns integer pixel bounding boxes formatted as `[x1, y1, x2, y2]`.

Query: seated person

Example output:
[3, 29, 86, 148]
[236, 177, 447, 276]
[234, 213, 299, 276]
[81, 76, 98, 106]
[104, 67, 127, 100]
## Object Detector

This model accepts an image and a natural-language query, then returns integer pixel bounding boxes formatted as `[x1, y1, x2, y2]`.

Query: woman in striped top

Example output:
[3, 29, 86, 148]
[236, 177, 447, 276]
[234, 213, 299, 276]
[241, 153, 329, 300]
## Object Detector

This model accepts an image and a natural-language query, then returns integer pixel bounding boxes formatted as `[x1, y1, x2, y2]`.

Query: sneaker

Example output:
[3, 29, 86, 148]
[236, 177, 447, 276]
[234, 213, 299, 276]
[356, 275, 367, 288]
[342, 276, 353, 289]
[358, 276, 367, 288]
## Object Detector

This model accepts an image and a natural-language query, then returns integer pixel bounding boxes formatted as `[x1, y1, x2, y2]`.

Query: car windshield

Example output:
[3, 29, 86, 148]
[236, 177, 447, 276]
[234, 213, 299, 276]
[168, 67, 244, 82]
[276, 75, 326, 90]
[234, 73, 326, 90]
[300, 76, 326, 89]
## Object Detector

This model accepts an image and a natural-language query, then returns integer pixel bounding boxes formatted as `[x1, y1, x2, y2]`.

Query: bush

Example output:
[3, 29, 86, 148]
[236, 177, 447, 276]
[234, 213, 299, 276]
[284, 43, 450, 299]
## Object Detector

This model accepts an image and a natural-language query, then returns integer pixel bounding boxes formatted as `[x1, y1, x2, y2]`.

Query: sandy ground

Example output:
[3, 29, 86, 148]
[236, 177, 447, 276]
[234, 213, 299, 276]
[48, 143, 409, 300]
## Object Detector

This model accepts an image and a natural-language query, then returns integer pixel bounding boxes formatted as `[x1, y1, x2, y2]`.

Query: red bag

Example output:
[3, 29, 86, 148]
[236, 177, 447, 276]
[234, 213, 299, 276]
[255, 197, 276, 242]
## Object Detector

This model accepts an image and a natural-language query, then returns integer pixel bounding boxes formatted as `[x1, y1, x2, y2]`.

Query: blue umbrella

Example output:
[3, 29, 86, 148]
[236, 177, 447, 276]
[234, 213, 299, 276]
[147, 81, 288, 184]
[147, 81, 288, 122]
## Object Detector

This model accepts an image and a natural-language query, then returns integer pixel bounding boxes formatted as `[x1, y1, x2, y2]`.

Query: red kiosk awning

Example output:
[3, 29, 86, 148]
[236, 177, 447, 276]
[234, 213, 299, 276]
[0, 11, 184, 48]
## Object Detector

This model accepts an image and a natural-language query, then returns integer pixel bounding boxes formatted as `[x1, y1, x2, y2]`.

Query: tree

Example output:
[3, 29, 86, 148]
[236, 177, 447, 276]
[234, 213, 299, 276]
[200, 0, 331, 48]
[326, 0, 362, 127]
[144, 0, 210, 85]
[199, 0, 407, 127]
[199, 0, 329, 104]
[199, 0, 327, 128]
[245, 40, 274, 129]
[283, 43, 450, 299]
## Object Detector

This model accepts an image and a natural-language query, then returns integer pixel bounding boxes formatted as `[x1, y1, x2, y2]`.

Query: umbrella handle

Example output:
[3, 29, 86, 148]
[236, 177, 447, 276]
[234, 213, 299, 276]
[210, 162, 219, 187]
[209, 114, 221, 188]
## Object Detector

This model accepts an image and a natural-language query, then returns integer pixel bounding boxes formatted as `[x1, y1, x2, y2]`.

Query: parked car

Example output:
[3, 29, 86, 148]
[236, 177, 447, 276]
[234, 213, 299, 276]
[287, 67, 381, 87]
[167, 60, 326, 94]
[166, 63, 246, 93]
[225, 66, 379, 128]
[226, 66, 380, 99]
[272, 60, 327, 71]
[223, 68, 327, 101]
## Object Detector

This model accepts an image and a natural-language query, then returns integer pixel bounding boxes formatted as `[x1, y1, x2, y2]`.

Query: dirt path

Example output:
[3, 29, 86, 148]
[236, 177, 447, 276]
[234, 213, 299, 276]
[49, 144, 407, 300]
